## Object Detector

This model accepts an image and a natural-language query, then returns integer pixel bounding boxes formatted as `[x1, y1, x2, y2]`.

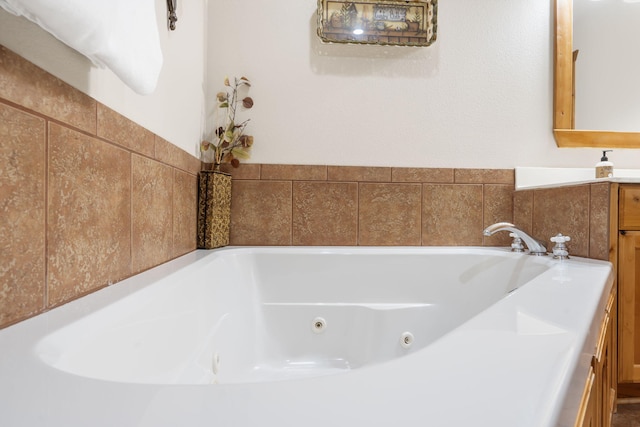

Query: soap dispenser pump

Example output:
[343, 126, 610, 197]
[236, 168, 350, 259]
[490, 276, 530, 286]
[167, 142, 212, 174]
[595, 150, 613, 178]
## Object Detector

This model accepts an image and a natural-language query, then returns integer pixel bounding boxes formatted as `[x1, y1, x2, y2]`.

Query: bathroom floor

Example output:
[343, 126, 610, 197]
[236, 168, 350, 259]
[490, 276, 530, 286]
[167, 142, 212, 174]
[612, 403, 640, 426]
[614, 385, 640, 426]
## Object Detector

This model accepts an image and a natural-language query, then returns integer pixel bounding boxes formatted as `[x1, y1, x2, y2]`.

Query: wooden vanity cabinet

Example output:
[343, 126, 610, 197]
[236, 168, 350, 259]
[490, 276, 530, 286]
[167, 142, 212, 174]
[576, 286, 616, 427]
[618, 185, 640, 383]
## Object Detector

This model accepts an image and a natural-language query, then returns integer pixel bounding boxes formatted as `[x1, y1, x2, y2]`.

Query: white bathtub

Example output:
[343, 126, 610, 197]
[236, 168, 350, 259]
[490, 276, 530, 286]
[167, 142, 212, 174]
[0, 247, 613, 427]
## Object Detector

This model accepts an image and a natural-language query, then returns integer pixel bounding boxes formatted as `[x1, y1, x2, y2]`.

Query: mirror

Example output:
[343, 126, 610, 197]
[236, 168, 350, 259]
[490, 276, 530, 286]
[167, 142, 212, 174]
[553, 0, 640, 148]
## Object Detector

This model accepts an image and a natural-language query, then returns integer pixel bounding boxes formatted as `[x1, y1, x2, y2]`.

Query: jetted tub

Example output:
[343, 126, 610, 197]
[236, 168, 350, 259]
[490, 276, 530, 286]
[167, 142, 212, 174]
[0, 247, 613, 427]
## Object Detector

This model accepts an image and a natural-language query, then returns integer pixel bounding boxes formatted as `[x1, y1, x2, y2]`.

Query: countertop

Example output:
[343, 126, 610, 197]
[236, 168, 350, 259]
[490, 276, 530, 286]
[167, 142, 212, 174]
[515, 167, 640, 190]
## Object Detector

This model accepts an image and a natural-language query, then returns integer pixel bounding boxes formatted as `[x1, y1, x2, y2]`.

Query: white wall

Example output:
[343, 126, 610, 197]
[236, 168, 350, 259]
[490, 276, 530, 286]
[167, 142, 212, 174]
[206, 0, 640, 168]
[0, 0, 206, 157]
[3, 0, 640, 168]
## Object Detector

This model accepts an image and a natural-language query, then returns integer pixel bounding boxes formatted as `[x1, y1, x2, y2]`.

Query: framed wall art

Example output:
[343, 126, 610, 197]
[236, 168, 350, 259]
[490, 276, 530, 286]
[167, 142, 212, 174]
[317, 0, 437, 47]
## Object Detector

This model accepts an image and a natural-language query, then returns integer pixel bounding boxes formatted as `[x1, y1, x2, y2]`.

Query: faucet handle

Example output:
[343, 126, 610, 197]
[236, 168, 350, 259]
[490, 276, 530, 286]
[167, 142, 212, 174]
[551, 233, 570, 259]
[509, 232, 525, 252]
[551, 234, 571, 244]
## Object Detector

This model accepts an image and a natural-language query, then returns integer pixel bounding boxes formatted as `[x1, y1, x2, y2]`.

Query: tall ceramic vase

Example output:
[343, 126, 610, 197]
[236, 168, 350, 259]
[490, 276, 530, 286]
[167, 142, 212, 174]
[197, 169, 232, 249]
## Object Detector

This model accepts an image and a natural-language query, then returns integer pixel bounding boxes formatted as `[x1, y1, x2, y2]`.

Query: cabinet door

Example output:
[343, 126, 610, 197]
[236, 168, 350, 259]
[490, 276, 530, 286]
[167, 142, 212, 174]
[618, 231, 640, 382]
[620, 187, 640, 230]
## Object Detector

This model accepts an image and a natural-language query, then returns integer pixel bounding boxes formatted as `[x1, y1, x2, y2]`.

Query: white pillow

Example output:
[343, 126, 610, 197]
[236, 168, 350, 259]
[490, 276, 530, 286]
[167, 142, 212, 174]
[0, 0, 163, 95]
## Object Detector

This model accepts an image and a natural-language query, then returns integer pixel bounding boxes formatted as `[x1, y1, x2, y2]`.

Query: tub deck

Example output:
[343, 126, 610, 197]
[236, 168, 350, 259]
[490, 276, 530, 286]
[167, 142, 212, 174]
[0, 247, 613, 427]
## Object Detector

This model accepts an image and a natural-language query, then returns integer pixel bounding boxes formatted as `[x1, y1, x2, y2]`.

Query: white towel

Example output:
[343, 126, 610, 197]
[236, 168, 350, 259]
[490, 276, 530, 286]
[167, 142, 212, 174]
[0, 0, 163, 95]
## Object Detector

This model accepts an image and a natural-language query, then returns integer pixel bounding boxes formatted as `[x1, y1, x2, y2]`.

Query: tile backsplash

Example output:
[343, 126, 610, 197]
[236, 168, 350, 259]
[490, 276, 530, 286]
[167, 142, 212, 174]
[0, 45, 611, 329]
[514, 182, 611, 261]
[0, 45, 200, 327]
[224, 164, 516, 247]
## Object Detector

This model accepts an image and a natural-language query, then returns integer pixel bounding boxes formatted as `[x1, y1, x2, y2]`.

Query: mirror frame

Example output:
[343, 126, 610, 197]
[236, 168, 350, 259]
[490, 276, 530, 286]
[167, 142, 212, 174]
[553, 0, 640, 148]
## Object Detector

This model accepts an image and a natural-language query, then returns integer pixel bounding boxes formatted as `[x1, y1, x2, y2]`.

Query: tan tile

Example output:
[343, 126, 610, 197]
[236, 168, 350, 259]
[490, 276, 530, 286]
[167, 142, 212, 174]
[132, 155, 174, 273]
[513, 190, 534, 235]
[219, 163, 261, 180]
[0, 46, 96, 134]
[293, 182, 357, 245]
[392, 168, 454, 183]
[173, 170, 197, 257]
[328, 166, 391, 182]
[483, 185, 514, 246]
[230, 180, 292, 245]
[0, 104, 46, 326]
[47, 123, 131, 306]
[261, 164, 327, 181]
[155, 135, 200, 174]
[97, 103, 155, 157]
[423, 184, 484, 245]
[359, 183, 422, 246]
[532, 185, 590, 257]
[589, 183, 610, 261]
[454, 168, 514, 184]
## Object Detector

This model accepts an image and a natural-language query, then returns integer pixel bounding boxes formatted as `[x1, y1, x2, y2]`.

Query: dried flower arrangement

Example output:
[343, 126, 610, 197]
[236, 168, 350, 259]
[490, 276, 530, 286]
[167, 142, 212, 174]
[200, 76, 254, 170]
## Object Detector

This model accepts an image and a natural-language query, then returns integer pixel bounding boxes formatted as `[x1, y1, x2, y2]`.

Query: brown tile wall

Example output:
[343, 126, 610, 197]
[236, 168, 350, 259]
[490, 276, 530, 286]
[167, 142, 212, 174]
[225, 166, 612, 259]
[514, 182, 611, 260]
[223, 164, 517, 248]
[0, 46, 200, 328]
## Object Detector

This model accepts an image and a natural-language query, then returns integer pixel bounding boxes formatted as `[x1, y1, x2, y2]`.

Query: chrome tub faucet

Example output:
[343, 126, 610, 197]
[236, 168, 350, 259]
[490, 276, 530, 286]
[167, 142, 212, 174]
[483, 222, 548, 256]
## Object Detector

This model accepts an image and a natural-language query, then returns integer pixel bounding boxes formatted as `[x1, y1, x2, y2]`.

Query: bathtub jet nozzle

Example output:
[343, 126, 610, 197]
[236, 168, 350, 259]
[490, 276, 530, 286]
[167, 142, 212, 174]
[312, 317, 327, 333]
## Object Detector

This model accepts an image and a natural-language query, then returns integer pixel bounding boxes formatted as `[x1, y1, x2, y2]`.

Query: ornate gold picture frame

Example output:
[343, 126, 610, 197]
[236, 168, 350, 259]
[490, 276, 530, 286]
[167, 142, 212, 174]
[317, 0, 437, 47]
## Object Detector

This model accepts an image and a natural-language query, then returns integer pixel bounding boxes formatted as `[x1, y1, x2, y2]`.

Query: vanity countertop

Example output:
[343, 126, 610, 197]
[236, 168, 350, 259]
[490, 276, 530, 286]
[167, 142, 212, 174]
[515, 167, 640, 190]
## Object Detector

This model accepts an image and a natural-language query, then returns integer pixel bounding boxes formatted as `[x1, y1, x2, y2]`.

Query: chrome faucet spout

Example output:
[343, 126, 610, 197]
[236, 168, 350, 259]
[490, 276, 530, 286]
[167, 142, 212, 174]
[483, 222, 547, 256]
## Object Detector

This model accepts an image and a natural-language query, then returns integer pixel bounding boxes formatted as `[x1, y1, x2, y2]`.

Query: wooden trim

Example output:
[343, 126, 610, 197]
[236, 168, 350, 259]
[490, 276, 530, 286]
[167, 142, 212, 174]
[617, 397, 640, 405]
[554, 0, 573, 130]
[610, 184, 619, 413]
[554, 129, 640, 149]
[610, 182, 619, 273]
[552, 1, 640, 148]
[574, 368, 595, 427]
[595, 313, 610, 362]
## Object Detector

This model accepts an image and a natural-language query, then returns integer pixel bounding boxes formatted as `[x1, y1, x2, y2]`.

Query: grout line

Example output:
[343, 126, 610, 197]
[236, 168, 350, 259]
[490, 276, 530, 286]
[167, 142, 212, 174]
[290, 180, 294, 246]
[43, 119, 50, 311]
[171, 168, 175, 258]
[356, 182, 360, 246]
[129, 152, 134, 275]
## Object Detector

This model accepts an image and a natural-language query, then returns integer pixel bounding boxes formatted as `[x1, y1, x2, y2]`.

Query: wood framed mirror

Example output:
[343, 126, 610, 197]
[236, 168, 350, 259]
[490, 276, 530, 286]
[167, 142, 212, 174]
[553, 0, 640, 148]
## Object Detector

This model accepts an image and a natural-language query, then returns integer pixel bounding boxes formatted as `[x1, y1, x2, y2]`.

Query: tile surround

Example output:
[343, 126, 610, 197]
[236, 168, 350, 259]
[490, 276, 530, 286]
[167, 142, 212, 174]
[358, 183, 422, 246]
[97, 104, 155, 157]
[229, 180, 292, 245]
[226, 165, 611, 261]
[226, 165, 517, 248]
[0, 44, 613, 329]
[293, 182, 358, 246]
[47, 123, 132, 306]
[0, 103, 46, 325]
[514, 183, 610, 259]
[0, 45, 200, 327]
[422, 184, 484, 246]
[131, 155, 174, 274]
[0, 46, 96, 133]
[173, 170, 198, 257]
[532, 186, 591, 256]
